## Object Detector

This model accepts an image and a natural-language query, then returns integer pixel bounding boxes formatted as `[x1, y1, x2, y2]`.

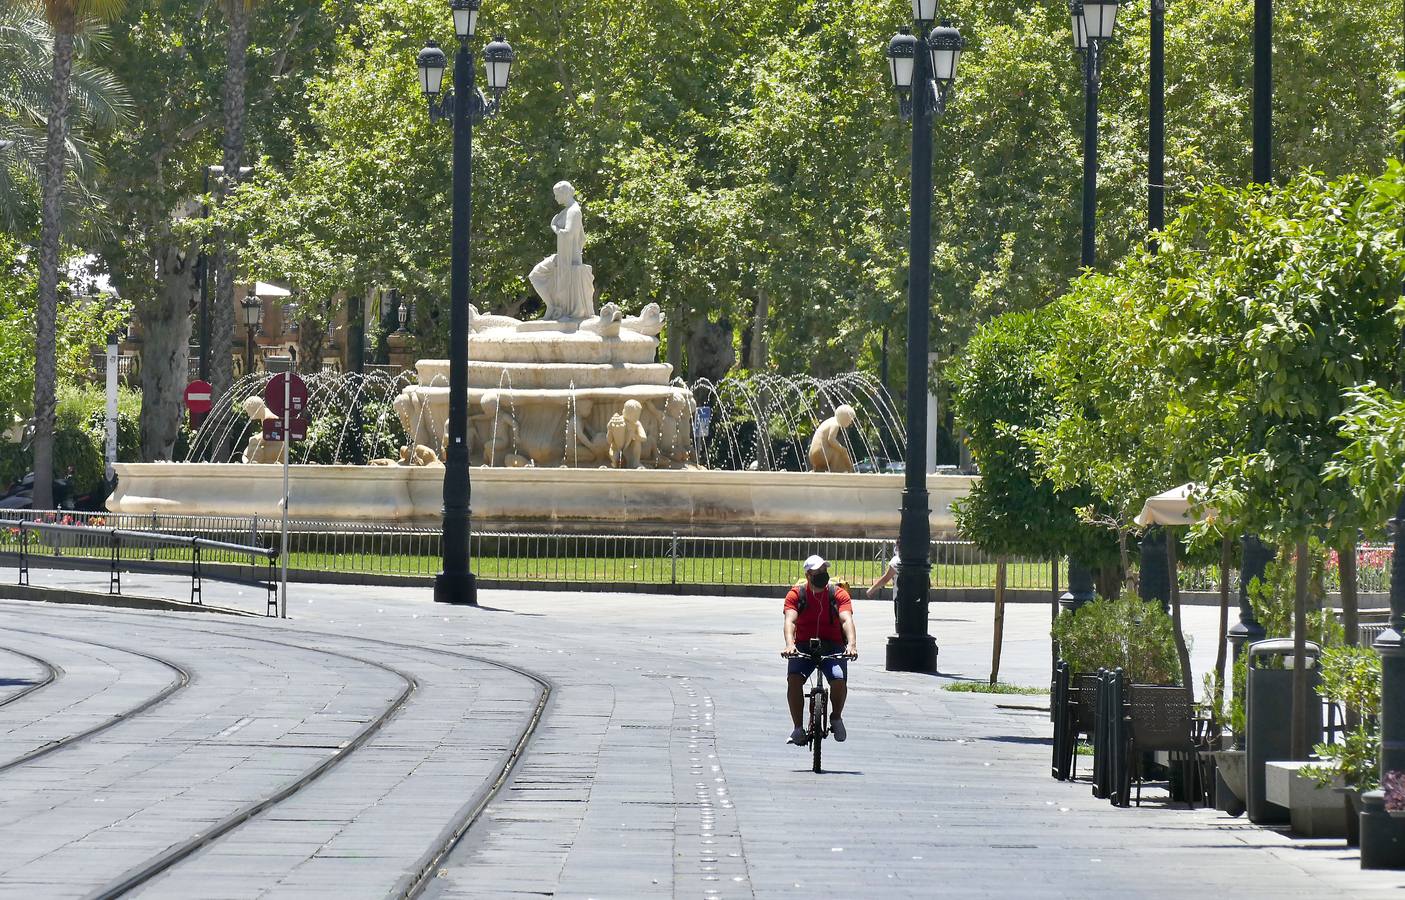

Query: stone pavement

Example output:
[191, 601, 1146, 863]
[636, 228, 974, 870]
[1, 569, 1402, 898]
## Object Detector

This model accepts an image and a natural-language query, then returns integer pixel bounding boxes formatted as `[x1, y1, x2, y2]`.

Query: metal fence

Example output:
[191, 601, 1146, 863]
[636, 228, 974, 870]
[3, 510, 1389, 595]
[0, 510, 1058, 590]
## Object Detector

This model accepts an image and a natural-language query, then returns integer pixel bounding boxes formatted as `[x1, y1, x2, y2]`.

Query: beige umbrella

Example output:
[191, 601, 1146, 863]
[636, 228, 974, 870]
[1134, 482, 1216, 527]
[1135, 483, 1221, 708]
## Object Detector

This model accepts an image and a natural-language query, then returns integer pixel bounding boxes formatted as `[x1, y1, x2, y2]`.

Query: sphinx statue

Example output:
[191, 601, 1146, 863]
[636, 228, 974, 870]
[240, 397, 286, 465]
[808, 404, 857, 473]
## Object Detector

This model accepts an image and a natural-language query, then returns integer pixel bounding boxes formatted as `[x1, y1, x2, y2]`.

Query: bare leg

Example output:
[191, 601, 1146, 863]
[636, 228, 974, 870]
[787, 675, 805, 728]
[830, 678, 847, 720]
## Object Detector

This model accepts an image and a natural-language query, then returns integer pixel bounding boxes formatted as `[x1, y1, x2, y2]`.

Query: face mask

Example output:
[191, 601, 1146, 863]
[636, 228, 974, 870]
[809, 571, 830, 589]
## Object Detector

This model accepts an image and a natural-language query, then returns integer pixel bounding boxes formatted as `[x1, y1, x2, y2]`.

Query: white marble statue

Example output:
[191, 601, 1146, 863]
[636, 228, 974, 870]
[529, 181, 595, 321]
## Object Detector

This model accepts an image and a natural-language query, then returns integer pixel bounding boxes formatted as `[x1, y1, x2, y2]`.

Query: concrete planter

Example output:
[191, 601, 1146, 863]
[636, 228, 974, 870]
[1210, 749, 1247, 804]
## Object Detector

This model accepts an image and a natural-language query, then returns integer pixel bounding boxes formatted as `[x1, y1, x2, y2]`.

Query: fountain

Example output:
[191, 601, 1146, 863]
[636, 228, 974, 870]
[108, 180, 974, 536]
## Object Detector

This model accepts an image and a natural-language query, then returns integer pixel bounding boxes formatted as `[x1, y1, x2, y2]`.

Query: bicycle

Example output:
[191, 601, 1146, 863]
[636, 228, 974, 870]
[785, 637, 852, 773]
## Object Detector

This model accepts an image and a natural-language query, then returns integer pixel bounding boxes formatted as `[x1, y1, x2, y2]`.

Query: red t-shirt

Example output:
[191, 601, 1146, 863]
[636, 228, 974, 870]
[784, 583, 853, 644]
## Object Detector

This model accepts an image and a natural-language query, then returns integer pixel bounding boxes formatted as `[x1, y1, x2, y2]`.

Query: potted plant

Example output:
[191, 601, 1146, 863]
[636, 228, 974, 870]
[1301, 645, 1382, 846]
[1051, 595, 1181, 784]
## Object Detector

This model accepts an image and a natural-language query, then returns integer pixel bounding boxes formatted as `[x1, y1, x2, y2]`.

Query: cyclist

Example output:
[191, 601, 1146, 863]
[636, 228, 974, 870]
[782, 555, 858, 745]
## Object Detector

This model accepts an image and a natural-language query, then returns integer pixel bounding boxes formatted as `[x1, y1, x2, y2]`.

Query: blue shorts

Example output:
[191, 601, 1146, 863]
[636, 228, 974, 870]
[787, 641, 849, 682]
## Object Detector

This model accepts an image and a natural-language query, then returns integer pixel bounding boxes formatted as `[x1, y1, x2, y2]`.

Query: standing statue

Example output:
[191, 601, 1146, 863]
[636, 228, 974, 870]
[808, 404, 857, 473]
[528, 181, 595, 320]
[607, 399, 647, 469]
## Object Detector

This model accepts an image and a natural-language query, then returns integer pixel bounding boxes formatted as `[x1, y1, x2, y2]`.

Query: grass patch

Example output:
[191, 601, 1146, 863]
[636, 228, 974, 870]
[943, 682, 1047, 695]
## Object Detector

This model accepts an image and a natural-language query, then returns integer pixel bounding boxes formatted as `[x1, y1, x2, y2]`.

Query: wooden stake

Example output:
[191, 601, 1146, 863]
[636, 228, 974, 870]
[991, 556, 1008, 684]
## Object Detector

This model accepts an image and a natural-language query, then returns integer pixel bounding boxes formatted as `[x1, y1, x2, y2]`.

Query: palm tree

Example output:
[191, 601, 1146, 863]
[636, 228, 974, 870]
[208, 0, 257, 408]
[28, 0, 126, 510]
[0, 1, 128, 233]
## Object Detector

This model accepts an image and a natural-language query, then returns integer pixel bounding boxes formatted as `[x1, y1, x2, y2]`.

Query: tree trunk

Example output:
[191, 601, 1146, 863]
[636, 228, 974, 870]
[209, 1, 251, 406]
[31, 27, 76, 511]
[990, 556, 1007, 684]
[1290, 539, 1311, 760]
[1166, 530, 1195, 707]
[1214, 534, 1232, 731]
[667, 302, 683, 376]
[1339, 538, 1360, 730]
[1339, 539, 1358, 647]
[749, 286, 767, 370]
[139, 236, 198, 460]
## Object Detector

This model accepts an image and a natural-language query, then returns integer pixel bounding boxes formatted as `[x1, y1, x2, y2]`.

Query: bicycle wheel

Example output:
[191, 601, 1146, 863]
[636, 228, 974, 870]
[810, 690, 824, 773]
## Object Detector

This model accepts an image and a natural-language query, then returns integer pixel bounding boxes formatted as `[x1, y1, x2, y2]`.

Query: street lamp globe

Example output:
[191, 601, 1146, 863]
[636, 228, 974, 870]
[240, 288, 262, 328]
[1080, 0, 1119, 42]
[927, 22, 963, 84]
[1068, 1, 1088, 51]
[910, 0, 939, 24]
[418, 41, 448, 96]
[483, 35, 515, 92]
[887, 27, 918, 93]
[450, 0, 480, 40]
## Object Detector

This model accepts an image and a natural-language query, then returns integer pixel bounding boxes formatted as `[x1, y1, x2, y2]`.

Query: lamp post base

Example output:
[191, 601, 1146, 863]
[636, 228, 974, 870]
[434, 571, 478, 605]
[1360, 790, 1405, 869]
[885, 634, 937, 673]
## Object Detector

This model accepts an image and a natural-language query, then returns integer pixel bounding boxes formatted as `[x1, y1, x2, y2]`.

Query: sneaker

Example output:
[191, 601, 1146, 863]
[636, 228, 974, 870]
[787, 727, 807, 745]
[831, 717, 847, 742]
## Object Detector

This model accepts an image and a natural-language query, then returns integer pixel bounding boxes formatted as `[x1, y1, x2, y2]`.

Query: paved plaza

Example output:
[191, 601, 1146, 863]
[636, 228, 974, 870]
[0, 572, 1401, 898]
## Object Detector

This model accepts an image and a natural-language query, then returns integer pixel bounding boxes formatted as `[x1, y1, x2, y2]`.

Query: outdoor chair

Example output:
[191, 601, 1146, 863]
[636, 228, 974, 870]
[1052, 662, 1100, 781]
[1123, 684, 1201, 808]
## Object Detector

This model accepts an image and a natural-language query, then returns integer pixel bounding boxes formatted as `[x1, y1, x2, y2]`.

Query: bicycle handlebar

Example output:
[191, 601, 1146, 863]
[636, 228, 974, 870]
[783, 650, 853, 660]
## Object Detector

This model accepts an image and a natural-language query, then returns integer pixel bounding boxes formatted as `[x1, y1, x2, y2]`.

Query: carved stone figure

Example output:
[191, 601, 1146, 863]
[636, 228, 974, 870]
[581, 302, 622, 337]
[393, 392, 438, 450]
[528, 181, 595, 320]
[398, 444, 442, 467]
[808, 404, 857, 473]
[240, 397, 286, 464]
[607, 399, 647, 469]
[654, 393, 692, 467]
[470, 391, 528, 467]
[623, 302, 665, 337]
[565, 397, 607, 467]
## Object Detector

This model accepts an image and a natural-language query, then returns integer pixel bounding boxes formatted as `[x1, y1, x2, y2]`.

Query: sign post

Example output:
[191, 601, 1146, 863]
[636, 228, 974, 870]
[265, 371, 309, 619]
[104, 336, 119, 485]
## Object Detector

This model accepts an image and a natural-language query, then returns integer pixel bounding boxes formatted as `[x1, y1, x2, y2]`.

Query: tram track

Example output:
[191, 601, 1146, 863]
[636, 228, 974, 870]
[0, 644, 60, 709]
[0, 605, 550, 900]
[0, 627, 190, 777]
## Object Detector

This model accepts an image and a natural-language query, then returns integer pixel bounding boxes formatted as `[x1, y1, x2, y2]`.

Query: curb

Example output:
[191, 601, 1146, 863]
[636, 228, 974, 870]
[0, 582, 259, 617]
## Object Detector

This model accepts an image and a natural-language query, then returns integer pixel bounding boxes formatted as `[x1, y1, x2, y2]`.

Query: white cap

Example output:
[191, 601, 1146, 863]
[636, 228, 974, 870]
[802, 554, 827, 572]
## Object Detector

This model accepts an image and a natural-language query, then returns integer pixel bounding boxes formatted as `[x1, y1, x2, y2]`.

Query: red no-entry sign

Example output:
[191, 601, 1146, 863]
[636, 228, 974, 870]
[184, 380, 213, 415]
[265, 372, 309, 419]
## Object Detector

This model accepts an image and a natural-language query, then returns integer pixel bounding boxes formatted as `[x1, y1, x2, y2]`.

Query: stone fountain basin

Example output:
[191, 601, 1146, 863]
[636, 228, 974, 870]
[109, 463, 975, 538]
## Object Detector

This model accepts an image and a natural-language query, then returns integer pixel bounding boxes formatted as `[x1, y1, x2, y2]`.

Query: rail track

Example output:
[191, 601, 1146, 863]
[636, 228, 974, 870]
[0, 604, 550, 899]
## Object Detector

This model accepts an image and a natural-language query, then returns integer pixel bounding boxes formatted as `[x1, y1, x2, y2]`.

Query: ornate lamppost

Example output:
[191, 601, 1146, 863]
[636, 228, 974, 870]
[883, 3, 966, 673]
[415, 0, 515, 606]
[1059, 0, 1120, 612]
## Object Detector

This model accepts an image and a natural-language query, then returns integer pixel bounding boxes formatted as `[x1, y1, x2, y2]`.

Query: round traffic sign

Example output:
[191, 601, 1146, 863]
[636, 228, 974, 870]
[265, 372, 310, 419]
[184, 380, 214, 414]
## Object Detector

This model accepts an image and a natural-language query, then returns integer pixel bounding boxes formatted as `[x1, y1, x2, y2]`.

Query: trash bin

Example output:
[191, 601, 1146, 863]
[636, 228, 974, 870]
[1245, 638, 1322, 825]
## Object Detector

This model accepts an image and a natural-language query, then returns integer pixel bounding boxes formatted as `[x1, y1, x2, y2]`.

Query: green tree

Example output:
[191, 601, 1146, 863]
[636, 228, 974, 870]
[948, 302, 1116, 574]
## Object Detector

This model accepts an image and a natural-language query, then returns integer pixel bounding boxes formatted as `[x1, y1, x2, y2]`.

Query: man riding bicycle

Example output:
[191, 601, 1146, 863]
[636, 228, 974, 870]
[782, 555, 857, 745]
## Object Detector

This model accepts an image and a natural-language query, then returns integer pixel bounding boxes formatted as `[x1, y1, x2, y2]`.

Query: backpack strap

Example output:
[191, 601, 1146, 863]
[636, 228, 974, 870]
[825, 584, 840, 624]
